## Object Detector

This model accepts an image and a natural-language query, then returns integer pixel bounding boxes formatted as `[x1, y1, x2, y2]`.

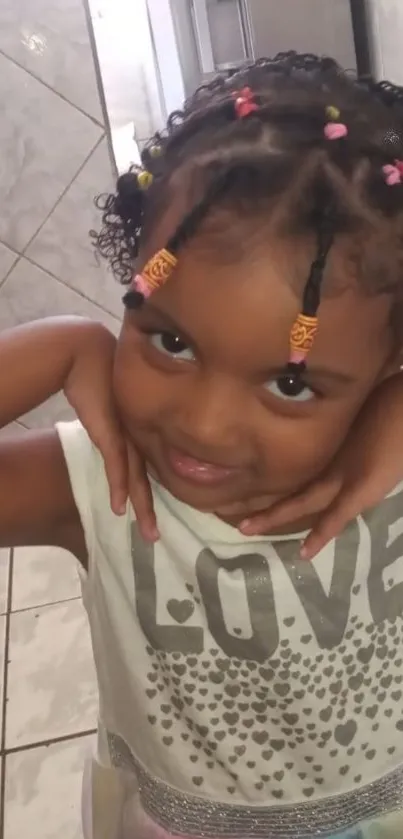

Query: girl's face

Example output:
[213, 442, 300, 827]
[113, 236, 395, 523]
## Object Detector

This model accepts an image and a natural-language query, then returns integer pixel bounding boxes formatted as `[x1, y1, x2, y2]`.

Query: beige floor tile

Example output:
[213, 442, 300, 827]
[0, 242, 18, 284]
[20, 392, 75, 429]
[4, 734, 96, 839]
[0, 0, 103, 123]
[6, 600, 97, 749]
[12, 545, 81, 612]
[0, 54, 102, 252]
[0, 549, 10, 615]
[0, 422, 27, 439]
[27, 139, 122, 318]
[0, 257, 120, 429]
[0, 257, 120, 332]
[0, 395, 74, 431]
[0, 615, 6, 744]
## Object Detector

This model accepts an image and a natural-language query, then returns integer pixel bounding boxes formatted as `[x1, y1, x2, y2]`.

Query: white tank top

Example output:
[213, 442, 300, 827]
[58, 420, 403, 839]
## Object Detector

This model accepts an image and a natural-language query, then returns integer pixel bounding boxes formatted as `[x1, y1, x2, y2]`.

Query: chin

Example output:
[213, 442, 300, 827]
[158, 474, 241, 513]
[150, 460, 284, 522]
[149, 461, 247, 513]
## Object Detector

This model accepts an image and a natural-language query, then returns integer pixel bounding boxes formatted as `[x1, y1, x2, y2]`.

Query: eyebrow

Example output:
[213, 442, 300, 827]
[267, 364, 357, 386]
[307, 367, 357, 385]
[253, 365, 356, 389]
[300, 368, 357, 385]
[140, 303, 356, 385]
[136, 302, 196, 347]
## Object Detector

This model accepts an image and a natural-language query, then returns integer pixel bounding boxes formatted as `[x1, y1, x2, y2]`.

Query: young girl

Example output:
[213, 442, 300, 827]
[3, 51, 403, 838]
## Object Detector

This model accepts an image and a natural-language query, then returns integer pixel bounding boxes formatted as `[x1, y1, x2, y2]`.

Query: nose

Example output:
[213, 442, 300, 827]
[172, 371, 246, 461]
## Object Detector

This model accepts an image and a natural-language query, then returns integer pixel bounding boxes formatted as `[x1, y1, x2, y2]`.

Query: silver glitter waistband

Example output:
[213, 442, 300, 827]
[107, 732, 403, 838]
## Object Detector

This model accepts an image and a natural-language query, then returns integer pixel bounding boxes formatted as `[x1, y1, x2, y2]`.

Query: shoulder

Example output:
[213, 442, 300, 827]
[56, 421, 124, 560]
[57, 420, 107, 513]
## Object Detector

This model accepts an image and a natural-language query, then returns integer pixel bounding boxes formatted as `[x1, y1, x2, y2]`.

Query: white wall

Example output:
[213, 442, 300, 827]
[367, 0, 403, 83]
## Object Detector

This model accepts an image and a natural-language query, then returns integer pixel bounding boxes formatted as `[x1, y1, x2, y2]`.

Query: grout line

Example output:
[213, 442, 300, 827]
[3, 727, 97, 757]
[0, 133, 107, 295]
[0, 49, 104, 129]
[22, 254, 122, 324]
[0, 238, 18, 255]
[0, 548, 14, 839]
[14, 420, 29, 430]
[0, 240, 19, 263]
[20, 133, 106, 258]
[0, 254, 22, 292]
[14, 421, 27, 432]
[10, 595, 81, 617]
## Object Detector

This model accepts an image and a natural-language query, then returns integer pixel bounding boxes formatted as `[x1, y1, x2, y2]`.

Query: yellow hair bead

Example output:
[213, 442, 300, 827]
[325, 105, 340, 121]
[149, 144, 162, 158]
[137, 170, 154, 190]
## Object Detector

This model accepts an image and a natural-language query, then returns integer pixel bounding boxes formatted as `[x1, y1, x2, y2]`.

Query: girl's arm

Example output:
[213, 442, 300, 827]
[0, 318, 127, 560]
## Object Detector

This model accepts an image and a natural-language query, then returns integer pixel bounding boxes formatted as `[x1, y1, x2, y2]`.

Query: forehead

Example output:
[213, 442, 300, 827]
[153, 237, 392, 375]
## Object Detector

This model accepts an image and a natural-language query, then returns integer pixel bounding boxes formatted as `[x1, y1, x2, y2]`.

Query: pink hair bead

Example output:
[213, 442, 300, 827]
[289, 350, 307, 365]
[383, 164, 401, 186]
[324, 123, 348, 140]
[382, 161, 403, 186]
[133, 273, 152, 298]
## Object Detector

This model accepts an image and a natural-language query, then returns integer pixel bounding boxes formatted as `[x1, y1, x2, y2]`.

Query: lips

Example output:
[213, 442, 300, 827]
[165, 446, 240, 486]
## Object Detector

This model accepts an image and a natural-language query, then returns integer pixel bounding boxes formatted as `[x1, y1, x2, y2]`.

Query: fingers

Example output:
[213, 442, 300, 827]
[301, 487, 369, 560]
[94, 427, 129, 517]
[80, 403, 158, 540]
[127, 446, 159, 542]
[71, 385, 129, 517]
[240, 474, 341, 537]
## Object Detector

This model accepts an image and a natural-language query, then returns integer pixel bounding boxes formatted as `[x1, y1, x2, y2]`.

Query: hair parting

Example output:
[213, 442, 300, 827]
[93, 51, 403, 362]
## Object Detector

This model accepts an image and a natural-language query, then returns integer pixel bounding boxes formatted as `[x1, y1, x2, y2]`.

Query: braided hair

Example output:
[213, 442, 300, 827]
[93, 52, 403, 379]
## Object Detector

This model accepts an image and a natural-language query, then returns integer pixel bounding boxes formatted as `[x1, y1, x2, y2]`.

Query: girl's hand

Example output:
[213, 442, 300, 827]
[64, 321, 158, 541]
[241, 375, 403, 559]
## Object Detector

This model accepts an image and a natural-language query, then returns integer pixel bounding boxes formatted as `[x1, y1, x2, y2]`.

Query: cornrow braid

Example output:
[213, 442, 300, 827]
[93, 51, 403, 360]
[280, 217, 334, 396]
[302, 224, 334, 317]
[123, 170, 233, 309]
[167, 170, 233, 255]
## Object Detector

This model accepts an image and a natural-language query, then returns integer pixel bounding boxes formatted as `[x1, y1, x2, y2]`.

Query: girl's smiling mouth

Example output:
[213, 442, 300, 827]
[164, 445, 242, 486]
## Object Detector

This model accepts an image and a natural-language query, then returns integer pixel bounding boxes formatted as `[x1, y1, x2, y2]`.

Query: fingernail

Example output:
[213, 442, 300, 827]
[143, 522, 160, 542]
[117, 501, 127, 516]
[300, 542, 312, 560]
[239, 520, 255, 535]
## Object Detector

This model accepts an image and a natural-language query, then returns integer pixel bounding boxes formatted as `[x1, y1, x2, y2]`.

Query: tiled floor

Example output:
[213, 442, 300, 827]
[0, 0, 132, 833]
[1, 548, 98, 837]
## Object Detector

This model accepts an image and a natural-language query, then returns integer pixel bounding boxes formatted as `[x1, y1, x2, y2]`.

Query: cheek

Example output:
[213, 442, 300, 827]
[113, 343, 171, 428]
[255, 400, 361, 491]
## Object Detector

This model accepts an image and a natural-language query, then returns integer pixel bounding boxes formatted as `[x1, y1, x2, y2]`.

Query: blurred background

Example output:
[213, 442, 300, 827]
[89, 0, 403, 174]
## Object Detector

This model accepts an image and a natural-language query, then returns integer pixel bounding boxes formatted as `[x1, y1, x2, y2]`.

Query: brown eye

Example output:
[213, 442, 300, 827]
[149, 331, 195, 361]
[264, 373, 315, 402]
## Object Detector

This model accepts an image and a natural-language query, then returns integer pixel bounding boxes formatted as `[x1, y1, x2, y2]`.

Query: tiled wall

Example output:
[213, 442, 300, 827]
[0, 1, 121, 835]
